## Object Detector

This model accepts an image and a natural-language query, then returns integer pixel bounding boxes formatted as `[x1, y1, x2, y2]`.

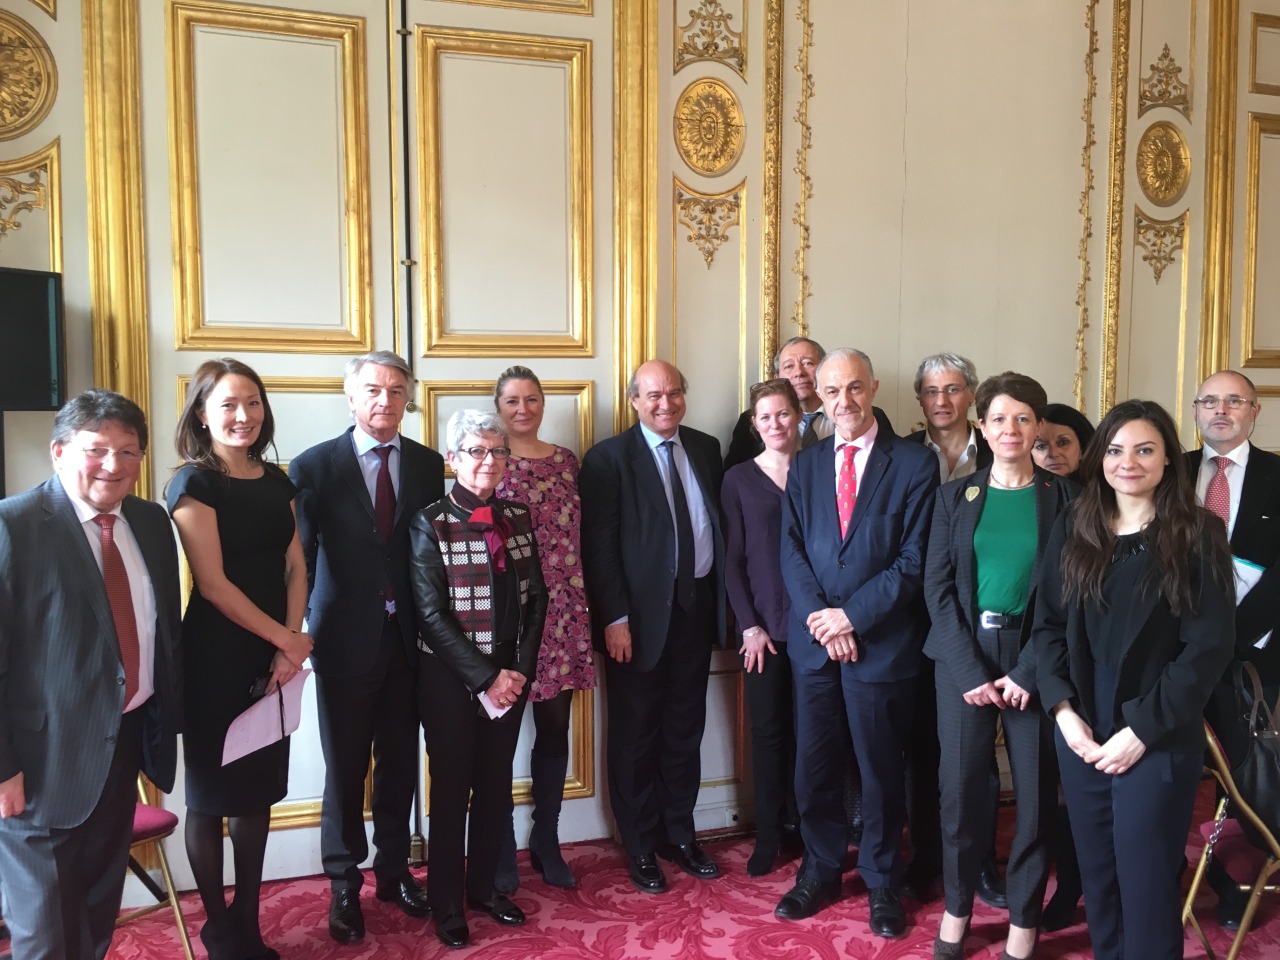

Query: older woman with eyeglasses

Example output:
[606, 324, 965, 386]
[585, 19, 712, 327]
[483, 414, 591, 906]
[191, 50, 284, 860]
[409, 409, 547, 949]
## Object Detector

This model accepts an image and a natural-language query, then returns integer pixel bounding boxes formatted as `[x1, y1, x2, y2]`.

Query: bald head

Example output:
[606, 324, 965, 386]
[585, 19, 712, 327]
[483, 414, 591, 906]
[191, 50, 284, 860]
[1194, 369, 1259, 454]
[629, 360, 688, 438]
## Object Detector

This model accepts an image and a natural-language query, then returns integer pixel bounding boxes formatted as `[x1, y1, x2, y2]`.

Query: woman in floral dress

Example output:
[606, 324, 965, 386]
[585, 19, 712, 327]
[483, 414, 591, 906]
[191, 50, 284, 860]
[492, 365, 596, 889]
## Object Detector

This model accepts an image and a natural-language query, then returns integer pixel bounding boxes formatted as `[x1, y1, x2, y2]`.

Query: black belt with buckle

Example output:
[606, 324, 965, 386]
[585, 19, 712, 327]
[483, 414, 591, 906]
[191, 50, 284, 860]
[978, 610, 1022, 630]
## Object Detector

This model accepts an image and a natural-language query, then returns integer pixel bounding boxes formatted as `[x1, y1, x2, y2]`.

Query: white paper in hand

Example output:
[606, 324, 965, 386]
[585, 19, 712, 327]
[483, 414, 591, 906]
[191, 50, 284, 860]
[477, 691, 513, 720]
[222, 668, 311, 766]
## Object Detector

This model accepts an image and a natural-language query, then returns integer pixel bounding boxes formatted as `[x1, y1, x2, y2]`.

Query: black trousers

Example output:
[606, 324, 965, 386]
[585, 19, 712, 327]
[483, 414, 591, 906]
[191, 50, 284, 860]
[605, 579, 715, 857]
[743, 640, 796, 844]
[316, 619, 418, 891]
[419, 655, 524, 915]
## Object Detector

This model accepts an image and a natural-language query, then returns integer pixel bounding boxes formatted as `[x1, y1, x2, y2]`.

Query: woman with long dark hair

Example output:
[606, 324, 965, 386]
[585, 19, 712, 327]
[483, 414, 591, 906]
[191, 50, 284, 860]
[167, 358, 312, 960]
[1032, 404, 1096, 483]
[1034, 399, 1234, 960]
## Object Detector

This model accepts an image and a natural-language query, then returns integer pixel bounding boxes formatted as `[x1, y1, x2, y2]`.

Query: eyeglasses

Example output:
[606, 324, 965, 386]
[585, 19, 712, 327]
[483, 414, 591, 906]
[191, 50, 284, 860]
[460, 446, 511, 461]
[919, 385, 968, 400]
[78, 447, 144, 464]
[1193, 395, 1255, 410]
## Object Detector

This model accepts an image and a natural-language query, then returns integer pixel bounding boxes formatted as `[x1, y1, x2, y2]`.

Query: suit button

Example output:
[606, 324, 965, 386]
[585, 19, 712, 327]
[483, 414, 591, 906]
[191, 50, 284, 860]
[117, 677, 125, 685]
[106, 736, 116, 744]
[832, 595, 842, 603]
[838, 561, 846, 569]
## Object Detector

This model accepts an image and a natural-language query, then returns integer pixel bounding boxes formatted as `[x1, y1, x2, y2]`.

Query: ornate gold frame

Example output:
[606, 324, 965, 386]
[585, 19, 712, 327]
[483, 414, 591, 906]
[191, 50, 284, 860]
[1250, 13, 1280, 97]
[434, 0, 592, 14]
[1241, 112, 1280, 368]
[0, 137, 61, 270]
[789, 0, 813, 334]
[760, 0, 784, 382]
[1074, 0, 1100, 412]
[697, 667, 746, 789]
[166, 0, 374, 354]
[0, 8, 58, 142]
[29, 0, 56, 18]
[416, 27, 593, 359]
[1099, 0, 1131, 411]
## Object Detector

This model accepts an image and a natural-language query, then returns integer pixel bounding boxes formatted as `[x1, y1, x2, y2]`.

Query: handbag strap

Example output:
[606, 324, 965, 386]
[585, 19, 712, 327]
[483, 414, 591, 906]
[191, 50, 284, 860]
[1239, 660, 1279, 739]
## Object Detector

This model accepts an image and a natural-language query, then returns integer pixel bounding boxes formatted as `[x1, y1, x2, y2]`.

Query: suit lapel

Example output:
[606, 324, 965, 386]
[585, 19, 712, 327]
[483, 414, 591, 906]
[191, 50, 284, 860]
[1233, 445, 1271, 554]
[840, 439, 891, 550]
[393, 436, 414, 527]
[629, 426, 672, 525]
[122, 497, 168, 634]
[952, 469, 987, 596]
[1026, 470, 1059, 595]
[334, 429, 377, 521]
[42, 477, 115, 637]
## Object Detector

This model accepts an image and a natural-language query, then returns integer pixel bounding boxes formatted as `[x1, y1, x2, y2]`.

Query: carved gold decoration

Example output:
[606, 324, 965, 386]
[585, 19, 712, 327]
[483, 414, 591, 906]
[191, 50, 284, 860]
[1200, 0, 1240, 382]
[1241, 112, 1280, 368]
[1135, 121, 1191, 206]
[1138, 44, 1190, 117]
[418, 27, 593, 359]
[1073, 0, 1099, 413]
[29, 1, 56, 20]
[434, 0, 592, 13]
[789, 0, 813, 334]
[674, 176, 743, 268]
[0, 170, 43, 240]
[0, 138, 59, 268]
[675, 1, 745, 77]
[168, 2, 373, 354]
[1100, 0, 1131, 411]
[1250, 13, 1280, 97]
[761, 0, 784, 381]
[673, 77, 745, 177]
[0, 9, 57, 142]
[1134, 207, 1187, 284]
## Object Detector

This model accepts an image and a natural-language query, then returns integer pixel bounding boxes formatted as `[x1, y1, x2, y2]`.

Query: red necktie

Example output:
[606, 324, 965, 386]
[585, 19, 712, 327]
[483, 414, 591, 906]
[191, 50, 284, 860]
[93, 514, 140, 707]
[837, 443, 859, 539]
[1204, 455, 1231, 526]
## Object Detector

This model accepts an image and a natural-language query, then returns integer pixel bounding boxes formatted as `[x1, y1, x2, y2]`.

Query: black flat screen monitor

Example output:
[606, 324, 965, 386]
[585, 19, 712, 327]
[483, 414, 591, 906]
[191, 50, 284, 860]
[0, 266, 66, 411]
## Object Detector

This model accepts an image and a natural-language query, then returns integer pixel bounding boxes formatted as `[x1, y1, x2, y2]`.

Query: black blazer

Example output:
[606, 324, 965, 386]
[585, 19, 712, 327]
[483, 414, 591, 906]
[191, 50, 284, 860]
[905, 426, 994, 480]
[290, 428, 445, 676]
[580, 423, 726, 673]
[1187, 444, 1280, 681]
[922, 467, 1078, 695]
[1033, 511, 1236, 752]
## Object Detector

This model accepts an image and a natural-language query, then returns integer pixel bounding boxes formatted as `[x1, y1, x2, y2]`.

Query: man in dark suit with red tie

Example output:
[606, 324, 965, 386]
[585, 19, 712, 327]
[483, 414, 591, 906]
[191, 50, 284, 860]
[0, 390, 182, 960]
[290, 352, 445, 942]
[776, 348, 939, 936]
[1189, 369, 1280, 929]
[580, 360, 726, 894]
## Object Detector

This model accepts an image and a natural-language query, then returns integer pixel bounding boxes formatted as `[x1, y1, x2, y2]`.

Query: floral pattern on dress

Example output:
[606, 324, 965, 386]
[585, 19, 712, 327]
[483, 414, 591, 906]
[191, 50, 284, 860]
[496, 445, 596, 700]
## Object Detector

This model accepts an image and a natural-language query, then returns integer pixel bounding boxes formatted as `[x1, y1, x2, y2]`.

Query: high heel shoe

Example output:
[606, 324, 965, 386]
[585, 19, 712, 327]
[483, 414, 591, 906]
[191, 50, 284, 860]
[933, 918, 969, 960]
[999, 932, 1038, 960]
[746, 839, 780, 877]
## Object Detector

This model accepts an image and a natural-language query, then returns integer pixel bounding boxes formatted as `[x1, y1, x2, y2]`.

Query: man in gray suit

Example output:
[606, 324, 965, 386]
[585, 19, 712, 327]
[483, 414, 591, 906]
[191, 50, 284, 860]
[0, 390, 182, 960]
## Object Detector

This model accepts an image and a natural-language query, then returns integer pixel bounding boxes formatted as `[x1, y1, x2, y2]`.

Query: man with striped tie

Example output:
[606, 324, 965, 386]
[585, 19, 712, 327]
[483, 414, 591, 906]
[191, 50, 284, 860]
[0, 390, 182, 960]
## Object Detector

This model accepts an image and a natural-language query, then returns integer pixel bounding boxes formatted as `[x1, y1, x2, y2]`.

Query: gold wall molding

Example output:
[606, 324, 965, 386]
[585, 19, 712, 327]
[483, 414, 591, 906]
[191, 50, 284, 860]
[673, 77, 745, 176]
[1241, 112, 1280, 368]
[434, 0, 592, 13]
[167, 1, 373, 355]
[1100, 0, 1131, 411]
[0, 137, 60, 269]
[675, 0, 745, 78]
[789, 0, 812, 335]
[760, 0, 784, 381]
[674, 175, 743, 268]
[1250, 13, 1280, 96]
[1199, 0, 1240, 383]
[515, 690, 594, 805]
[1074, 0, 1100, 413]
[1138, 43, 1190, 117]
[0, 9, 57, 142]
[28, 1, 56, 19]
[418, 26, 593, 359]
[1135, 120, 1191, 206]
[614, 0, 658, 432]
[697, 667, 745, 789]
[1134, 206, 1187, 284]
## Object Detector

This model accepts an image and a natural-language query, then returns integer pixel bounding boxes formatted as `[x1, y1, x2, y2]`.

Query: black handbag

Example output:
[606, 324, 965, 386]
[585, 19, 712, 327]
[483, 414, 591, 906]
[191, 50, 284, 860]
[1229, 660, 1280, 848]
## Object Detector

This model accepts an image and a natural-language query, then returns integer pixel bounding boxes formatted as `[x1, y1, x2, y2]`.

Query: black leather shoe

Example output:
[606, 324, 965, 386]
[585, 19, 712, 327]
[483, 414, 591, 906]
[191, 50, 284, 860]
[658, 841, 721, 879]
[375, 874, 431, 919]
[868, 886, 907, 938]
[328, 889, 365, 944]
[435, 911, 469, 949]
[977, 857, 1009, 909]
[465, 894, 525, 926]
[628, 853, 667, 893]
[775, 877, 841, 920]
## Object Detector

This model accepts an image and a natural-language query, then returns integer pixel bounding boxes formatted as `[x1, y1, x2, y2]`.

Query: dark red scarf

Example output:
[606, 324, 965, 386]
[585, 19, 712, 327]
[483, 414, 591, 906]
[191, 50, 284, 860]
[452, 484, 512, 573]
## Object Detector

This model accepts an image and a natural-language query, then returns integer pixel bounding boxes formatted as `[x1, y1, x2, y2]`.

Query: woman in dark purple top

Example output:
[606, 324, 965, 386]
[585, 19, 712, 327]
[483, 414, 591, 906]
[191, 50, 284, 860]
[721, 379, 802, 876]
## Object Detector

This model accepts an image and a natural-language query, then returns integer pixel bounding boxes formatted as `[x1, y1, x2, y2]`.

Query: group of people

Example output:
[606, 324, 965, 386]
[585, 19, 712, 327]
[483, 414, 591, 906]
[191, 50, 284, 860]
[0, 341, 1274, 960]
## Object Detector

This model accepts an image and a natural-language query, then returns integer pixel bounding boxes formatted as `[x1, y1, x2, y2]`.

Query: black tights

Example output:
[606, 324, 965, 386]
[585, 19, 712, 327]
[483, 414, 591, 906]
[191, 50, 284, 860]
[531, 689, 574, 758]
[185, 809, 272, 950]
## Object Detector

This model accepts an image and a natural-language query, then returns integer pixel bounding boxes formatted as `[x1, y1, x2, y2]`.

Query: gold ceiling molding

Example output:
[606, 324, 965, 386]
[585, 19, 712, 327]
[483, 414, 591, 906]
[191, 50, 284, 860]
[0, 137, 60, 269]
[1073, 0, 1100, 413]
[760, 0, 784, 382]
[675, 0, 745, 78]
[1250, 13, 1280, 97]
[674, 175, 743, 268]
[1199, 0, 1239, 383]
[433, 0, 592, 13]
[1138, 43, 1190, 118]
[1241, 112, 1280, 369]
[673, 77, 745, 176]
[789, 0, 812, 335]
[0, 9, 57, 142]
[1134, 207, 1187, 284]
[1100, 0, 1131, 411]
[1135, 120, 1191, 206]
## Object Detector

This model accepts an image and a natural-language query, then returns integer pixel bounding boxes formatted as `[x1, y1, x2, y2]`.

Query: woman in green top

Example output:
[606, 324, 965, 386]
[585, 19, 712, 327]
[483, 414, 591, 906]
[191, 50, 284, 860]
[922, 372, 1078, 960]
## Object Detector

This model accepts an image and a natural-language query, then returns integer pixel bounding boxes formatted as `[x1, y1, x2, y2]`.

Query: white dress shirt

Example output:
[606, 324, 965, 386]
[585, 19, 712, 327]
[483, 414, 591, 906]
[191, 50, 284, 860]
[1195, 439, 1250, 540]
[833, 417, 879, 496]
[639, 423, 714, 578]
[924, 425, 979, 482]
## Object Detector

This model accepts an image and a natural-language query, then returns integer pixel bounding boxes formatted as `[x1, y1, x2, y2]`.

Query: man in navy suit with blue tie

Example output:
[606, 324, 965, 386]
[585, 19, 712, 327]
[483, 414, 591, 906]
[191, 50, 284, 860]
[776, 348, 939, 936]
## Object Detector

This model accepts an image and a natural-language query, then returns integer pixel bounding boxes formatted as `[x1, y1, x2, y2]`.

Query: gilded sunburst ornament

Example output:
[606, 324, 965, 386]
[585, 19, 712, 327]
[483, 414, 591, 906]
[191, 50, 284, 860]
[673, 78, 745, 176]
[0, 10, 57, 142]
[1135, 121, 1190, 206]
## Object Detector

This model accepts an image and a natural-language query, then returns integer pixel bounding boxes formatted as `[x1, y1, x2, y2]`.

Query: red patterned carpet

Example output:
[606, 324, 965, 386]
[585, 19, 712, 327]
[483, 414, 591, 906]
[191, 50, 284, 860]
[76, 784, 1280, 958]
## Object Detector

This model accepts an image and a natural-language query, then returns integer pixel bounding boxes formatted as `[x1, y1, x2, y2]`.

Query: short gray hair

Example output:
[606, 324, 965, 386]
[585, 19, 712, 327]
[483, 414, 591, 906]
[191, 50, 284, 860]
[447, 409, 506, 456]
[913, 352, 978, 396]
[343, 351, 416, 395]
[815, 347, 875, 383]
[773, 336, 826, 374]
